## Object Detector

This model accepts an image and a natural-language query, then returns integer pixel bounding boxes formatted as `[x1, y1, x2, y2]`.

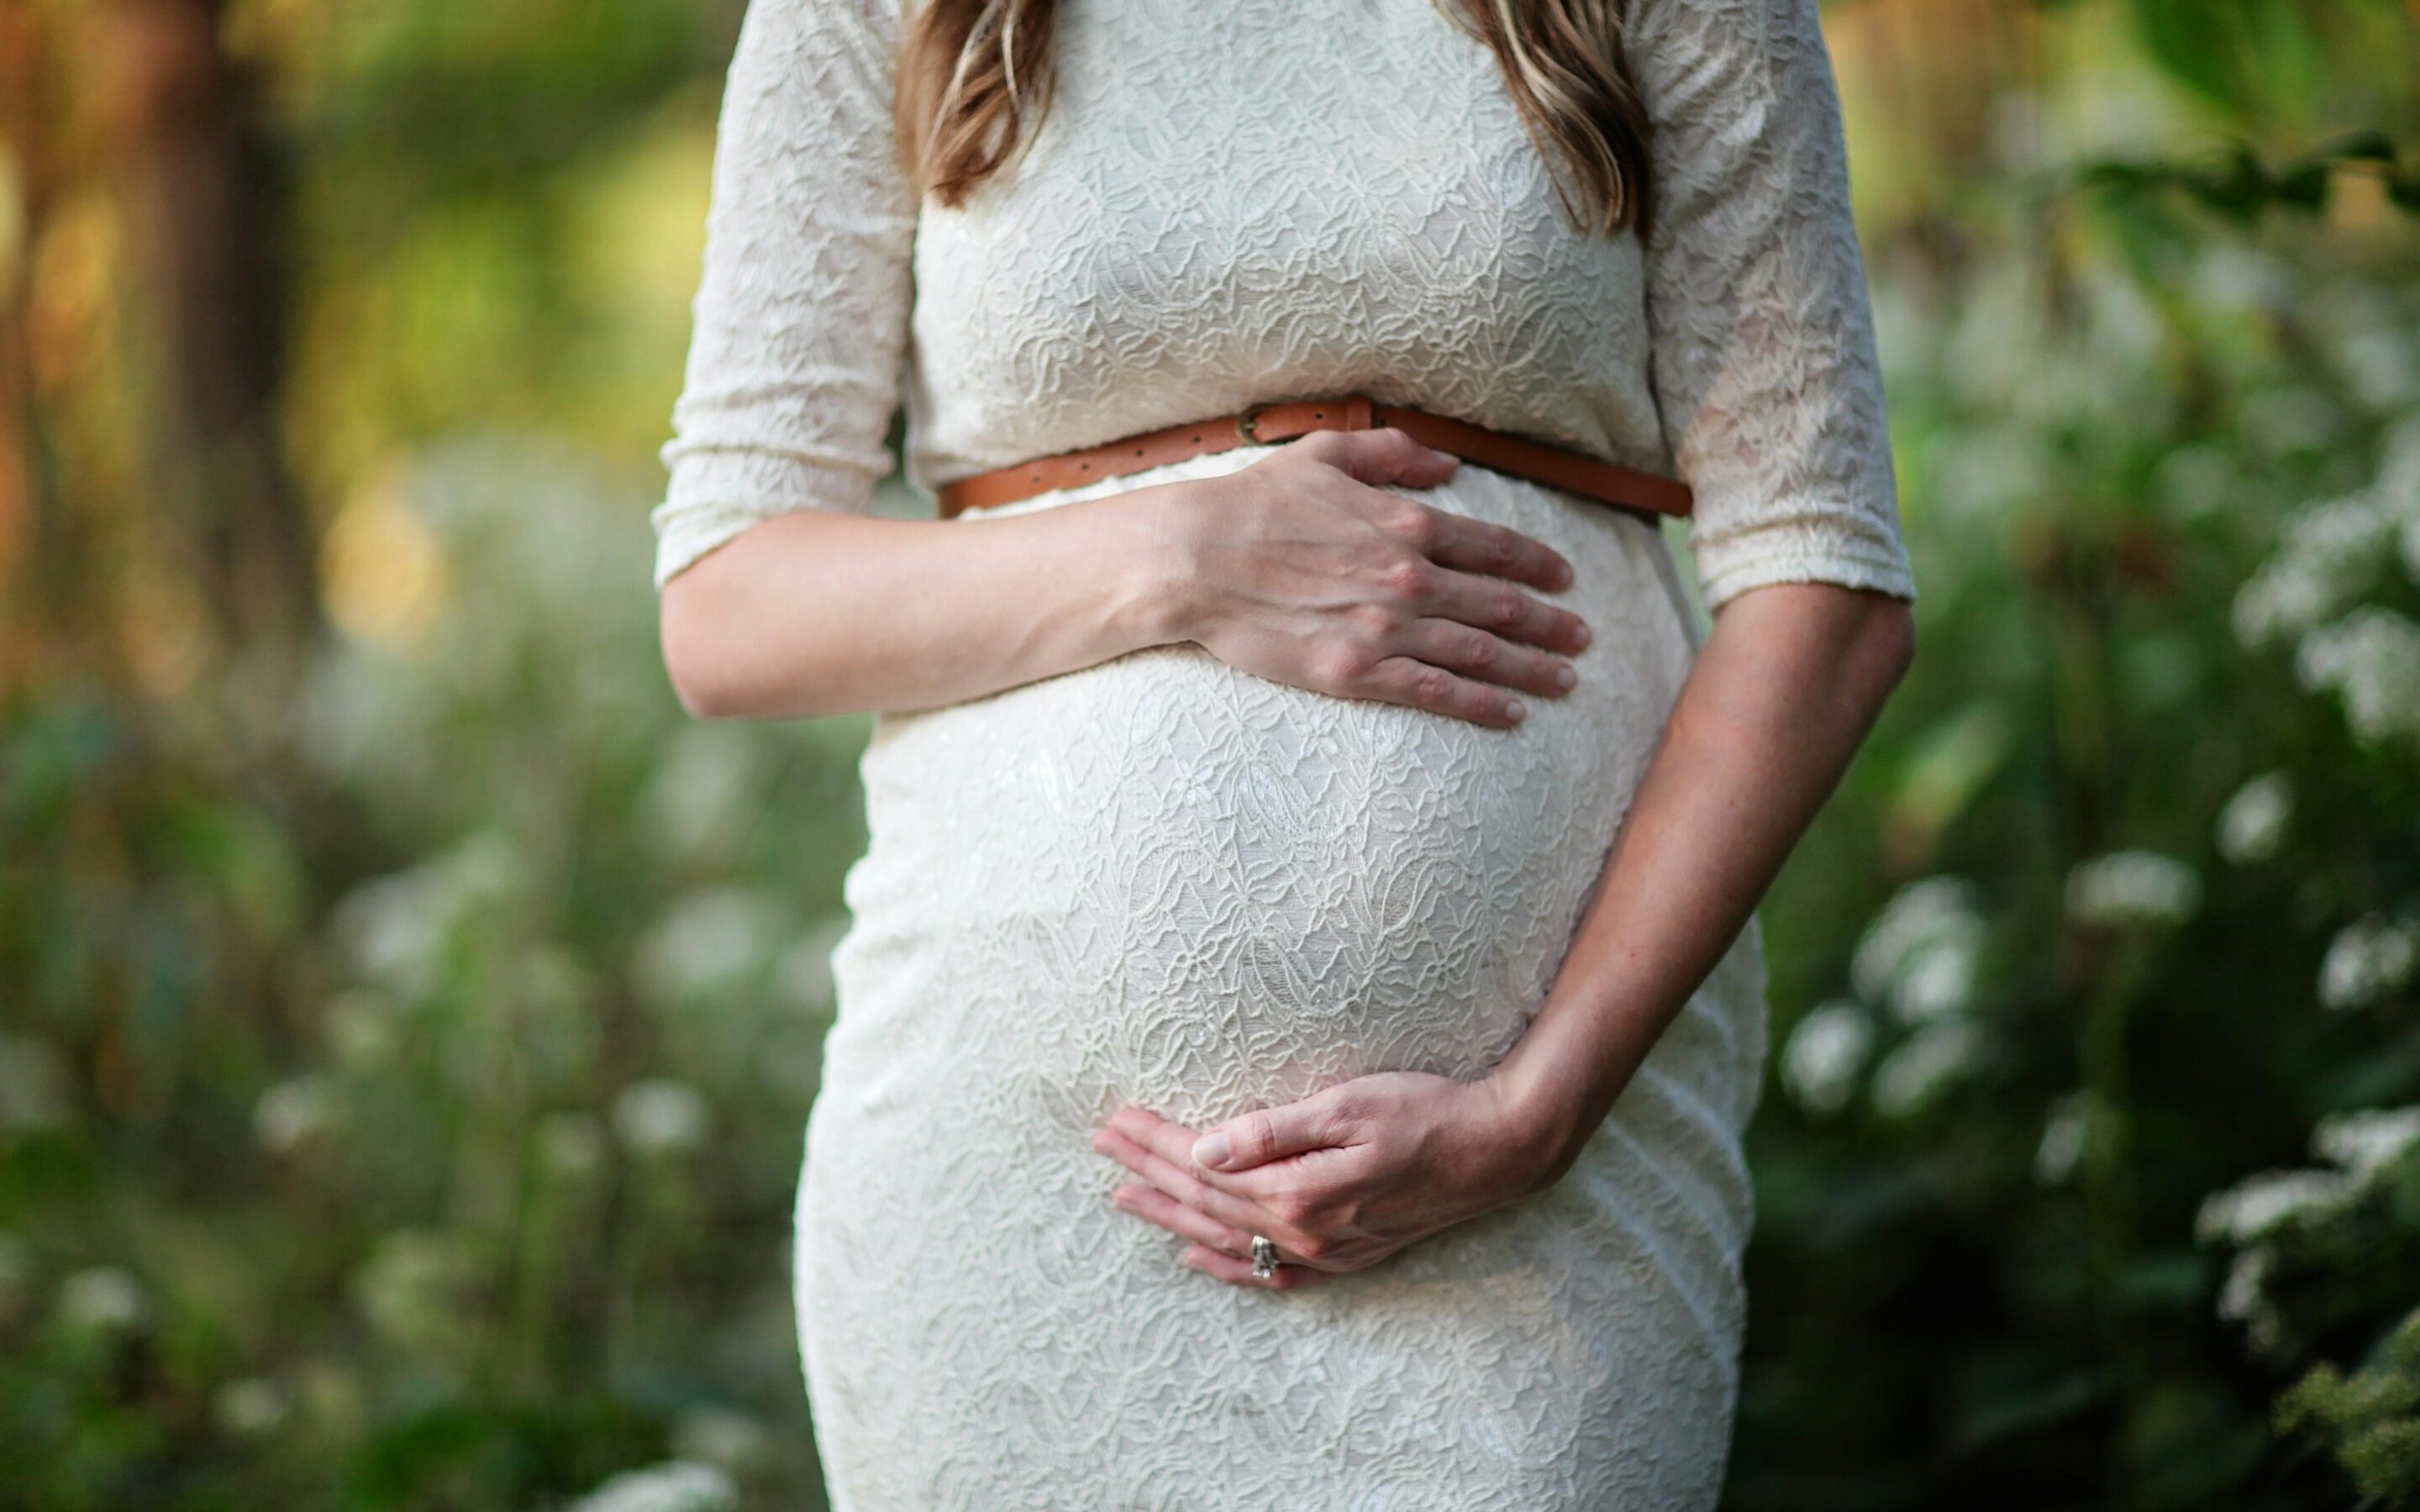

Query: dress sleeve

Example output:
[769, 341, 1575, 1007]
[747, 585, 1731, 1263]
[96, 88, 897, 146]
[1625, 0, 1917, 614]
[651, 0, 919, 590]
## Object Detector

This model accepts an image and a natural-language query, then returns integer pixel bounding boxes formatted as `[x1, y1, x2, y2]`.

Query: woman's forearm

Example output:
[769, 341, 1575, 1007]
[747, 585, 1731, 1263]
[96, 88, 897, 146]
[659, 487, 1199, 720]
[1491, 581, 1917, 1176]
[657, 430, 1593, 727]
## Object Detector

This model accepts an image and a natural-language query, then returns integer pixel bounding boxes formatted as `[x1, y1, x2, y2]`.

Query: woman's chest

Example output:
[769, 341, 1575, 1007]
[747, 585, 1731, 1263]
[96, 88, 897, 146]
[905, 0, 1650, 452]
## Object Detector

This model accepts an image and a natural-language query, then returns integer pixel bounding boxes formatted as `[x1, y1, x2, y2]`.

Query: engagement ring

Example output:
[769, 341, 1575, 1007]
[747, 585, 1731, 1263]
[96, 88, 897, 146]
[1250, 1235, 1280, 1280]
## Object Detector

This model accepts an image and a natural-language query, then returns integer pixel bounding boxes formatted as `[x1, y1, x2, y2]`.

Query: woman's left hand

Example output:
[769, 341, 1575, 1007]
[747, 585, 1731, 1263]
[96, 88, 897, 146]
[1091, 1070, 1567, 1289]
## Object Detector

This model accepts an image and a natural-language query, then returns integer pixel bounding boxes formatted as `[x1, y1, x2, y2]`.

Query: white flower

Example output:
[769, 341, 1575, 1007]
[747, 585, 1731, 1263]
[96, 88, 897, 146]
[2215, 1242, 2284, 1355]
[2294, 606, 2420, 748]
[57, 1266, 148, 1333]
[568, 1462, 739, 1512]
[1891, 934, 1982, 1024]
[2232, 489, 2397, 648]
[2311, 1105, 2420, 1179]
[1780, 1002, 1874, 1117]
[214, 1377, 291, 1436]
[0, 1033, 71, 1132]
[255, 1075, 341, 1155]
[2065, 850, 2202, 930]
[2317, 912, 2420, 1011]
[1851, 877, 1986, 1019]
[613, 1080, 709, 1157]
[2194, 1168, 2360, 1245]
[2033, 1092, 2096, 1187]
[2214, 772, 2292, 866]
[2215, 1242, 2273, 1323]
[1870, 1021, 1988, 1120]
[2335, 327, 2417, 410]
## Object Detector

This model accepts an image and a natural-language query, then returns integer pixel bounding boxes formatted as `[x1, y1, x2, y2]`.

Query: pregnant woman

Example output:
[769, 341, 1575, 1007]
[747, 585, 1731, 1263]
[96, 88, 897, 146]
[653, 0, 1917, 1504]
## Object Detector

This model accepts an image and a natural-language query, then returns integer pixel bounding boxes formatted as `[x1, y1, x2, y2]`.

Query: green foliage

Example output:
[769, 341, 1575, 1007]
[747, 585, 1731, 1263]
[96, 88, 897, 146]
[2122, 0, 2385, 121]
[2276, 1306, 2420, 1507]
[0, 436, 869, 1508]
[2081, 134, 2420, 223]
[1735, 20, 2420, 1500]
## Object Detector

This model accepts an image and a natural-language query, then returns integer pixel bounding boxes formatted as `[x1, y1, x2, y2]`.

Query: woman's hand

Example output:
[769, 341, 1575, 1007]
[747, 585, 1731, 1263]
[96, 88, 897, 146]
[1090, 1071, 1562, 1289]
[1160, 428, 1594, 730]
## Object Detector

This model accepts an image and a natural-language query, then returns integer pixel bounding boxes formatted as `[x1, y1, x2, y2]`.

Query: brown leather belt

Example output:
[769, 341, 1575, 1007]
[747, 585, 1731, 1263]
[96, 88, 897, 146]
[933, 392, 1694, 524]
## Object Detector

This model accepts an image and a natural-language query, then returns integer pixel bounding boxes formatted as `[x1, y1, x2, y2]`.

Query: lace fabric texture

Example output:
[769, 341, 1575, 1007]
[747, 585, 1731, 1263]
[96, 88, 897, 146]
[807, 453, 1767, 1509]
[653, 0, 1915, 1504]
[651, 0, 1917, 614]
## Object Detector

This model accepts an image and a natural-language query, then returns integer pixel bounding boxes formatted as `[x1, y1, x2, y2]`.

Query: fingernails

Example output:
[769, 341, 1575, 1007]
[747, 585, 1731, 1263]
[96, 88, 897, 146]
[1192, 1131, 1232, 1169]
[1571, 621, 1592, 648]
[1504, 699, 1527, 723]
[1553, 664, 1576, 690]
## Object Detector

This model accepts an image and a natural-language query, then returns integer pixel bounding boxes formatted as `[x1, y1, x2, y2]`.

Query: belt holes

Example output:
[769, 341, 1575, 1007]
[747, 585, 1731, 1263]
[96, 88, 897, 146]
[1079, 462, 1091, 470]
[1313, 410, 1325, 419]
[1133, 447, 1144, 455]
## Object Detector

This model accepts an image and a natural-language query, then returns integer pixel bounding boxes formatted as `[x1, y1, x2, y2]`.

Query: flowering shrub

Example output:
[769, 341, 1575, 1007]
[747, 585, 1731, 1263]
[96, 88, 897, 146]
[1744, 91, 2420, 1504]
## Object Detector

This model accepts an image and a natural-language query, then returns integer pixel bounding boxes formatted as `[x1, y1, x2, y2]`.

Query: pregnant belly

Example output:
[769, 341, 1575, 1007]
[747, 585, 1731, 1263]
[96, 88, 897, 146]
[822, 462, 1702, 1131]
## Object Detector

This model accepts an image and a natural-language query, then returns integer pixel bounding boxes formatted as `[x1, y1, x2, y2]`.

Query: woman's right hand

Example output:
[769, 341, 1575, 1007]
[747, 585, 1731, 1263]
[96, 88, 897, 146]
[1160, 426, 1593, 729]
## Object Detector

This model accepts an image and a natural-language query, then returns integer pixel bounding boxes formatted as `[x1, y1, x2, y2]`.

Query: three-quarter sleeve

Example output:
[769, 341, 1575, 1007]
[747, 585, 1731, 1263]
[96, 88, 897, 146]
[1625, 0, 1917, 614]
[651, 0, 919, 590]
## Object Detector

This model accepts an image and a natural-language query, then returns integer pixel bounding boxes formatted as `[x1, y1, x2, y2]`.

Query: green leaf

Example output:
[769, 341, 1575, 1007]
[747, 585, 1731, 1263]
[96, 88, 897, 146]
[2323, 129, 2402, 165]
[2273, 161, 2333, 213]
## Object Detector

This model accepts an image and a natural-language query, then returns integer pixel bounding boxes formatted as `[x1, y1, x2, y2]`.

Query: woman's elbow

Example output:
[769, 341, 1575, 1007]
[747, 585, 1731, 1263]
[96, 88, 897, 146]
[1847, 594, 1918, 717]
[658, 573, 787, 721]
[660, 598, 744, 720]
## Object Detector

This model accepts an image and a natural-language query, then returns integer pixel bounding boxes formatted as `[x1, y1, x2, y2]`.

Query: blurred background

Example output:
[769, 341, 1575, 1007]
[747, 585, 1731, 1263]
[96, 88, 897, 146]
[2, 0, 2417, 1506]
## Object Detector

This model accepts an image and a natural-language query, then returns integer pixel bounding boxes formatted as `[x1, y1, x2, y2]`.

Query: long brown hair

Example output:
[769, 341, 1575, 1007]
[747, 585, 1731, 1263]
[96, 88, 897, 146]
[893, 0, 1655, 238]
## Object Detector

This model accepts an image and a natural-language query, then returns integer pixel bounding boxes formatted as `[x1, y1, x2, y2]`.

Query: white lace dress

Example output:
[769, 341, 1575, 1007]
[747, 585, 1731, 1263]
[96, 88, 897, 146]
[653, 0, 1916, 1505]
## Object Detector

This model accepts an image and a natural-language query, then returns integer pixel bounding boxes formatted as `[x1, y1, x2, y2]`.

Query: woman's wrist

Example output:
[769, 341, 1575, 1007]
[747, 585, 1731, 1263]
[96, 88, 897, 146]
[1028, 480, 1197, 658]
[1088, 475, 1218, 653]
[1485, 1032, 1626, 1192]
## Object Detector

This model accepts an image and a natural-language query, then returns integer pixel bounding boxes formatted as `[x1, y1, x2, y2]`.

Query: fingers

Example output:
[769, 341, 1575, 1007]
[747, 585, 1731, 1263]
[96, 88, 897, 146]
[1296, 425, 1461, 491]
[1109, 1184, 1330, 1291]
[1406, 499, 1576, 596]
[1181, 1243, 1331, 1290]
[1392, 618, 1579, 704]
[1366, 659, 1523, 728]
[1193, 1090, 1358, 1173]
[1415, 564, 1593, 659]
[1096, 1111, 1341, 1290]
[1112, 1183, 1250, 1257]
[1292, 429, 1576, 599]
[1091, 1125, 1282, 1240]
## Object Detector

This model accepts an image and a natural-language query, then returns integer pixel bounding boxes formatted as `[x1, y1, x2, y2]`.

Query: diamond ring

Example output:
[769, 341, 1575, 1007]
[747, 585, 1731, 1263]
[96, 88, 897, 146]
[1249, 1235, 1281, 1280]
